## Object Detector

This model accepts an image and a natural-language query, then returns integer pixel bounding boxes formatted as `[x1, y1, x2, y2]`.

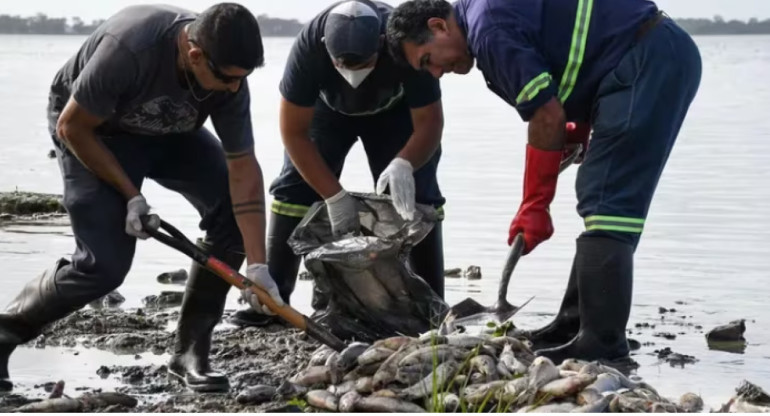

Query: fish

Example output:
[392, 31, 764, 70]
[396, 362, 433, 385]
[398, 344, 466, 368]
[558, 358, 588, 372]
[570, 393, 614, 413]
[518, 357, 560, 405]
[679, 392, 704, 413]
[444, 334, 489, 348]
[14, 398, 82, 412]
[357, 346, 395, 367]
[609, 394, 651, 413]
[498, 376, 530, 403]
[290, 365, 331, 387]
[354, 396, 426, 413]
[236, 385, 277, 405]
[371, 389, 398, 398]
[275, 380, 308, 400]
[538, 373, 596, 400]
[343, 361, 381, 381]
[463, 380, 507, 404]
[373, 336, 414, 351]
[306, 390, 339, 412]
[470, 355, 499, 382]
[372, 342, 422, 389]
[499, 343, 528, 376]
[441, 393, 461, 412]
[326, 353, 345, 385]
[326, 380, 356, 397]
[336, 342, 370, 374]
[399, 361, 458, 401]
[355, 376, 374, 394]
[338, 391, 361, 413]
[309, 345, 335, 366]
[520, 402, 578, 413]
[48, 380, 65, 399]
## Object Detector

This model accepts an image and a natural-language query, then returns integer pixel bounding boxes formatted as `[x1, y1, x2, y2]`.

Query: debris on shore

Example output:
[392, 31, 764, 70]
[0, 191, 65, 216]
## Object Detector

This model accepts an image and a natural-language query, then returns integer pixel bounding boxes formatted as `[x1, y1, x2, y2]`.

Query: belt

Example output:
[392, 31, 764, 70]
[635, 10, 666, 41]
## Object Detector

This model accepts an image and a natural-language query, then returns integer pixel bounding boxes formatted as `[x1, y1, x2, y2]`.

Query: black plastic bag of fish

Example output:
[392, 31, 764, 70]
[288, 193, 449, 343]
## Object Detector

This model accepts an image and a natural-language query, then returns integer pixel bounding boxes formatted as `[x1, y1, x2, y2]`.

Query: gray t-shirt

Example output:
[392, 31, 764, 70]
[47, 4, 254, 153]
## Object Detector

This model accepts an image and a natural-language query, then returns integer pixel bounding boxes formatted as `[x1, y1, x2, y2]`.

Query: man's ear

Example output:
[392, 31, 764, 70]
[188, 47, 203, 65]
[427, 17, 449, 34]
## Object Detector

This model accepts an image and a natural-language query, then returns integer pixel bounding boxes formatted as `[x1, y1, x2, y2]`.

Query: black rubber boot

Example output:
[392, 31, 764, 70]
[229, 213, 302, 328]
[527, 257, 580, 349]
[168, 240, 244, 392]
[0, 258, 79, 392]
[535, 236, 636, 367]
[408, 221, 445, 299]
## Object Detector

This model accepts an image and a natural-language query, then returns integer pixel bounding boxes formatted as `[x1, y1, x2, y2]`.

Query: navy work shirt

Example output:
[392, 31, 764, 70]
[280, 1, 441, 116]
[455, 0, 658, 122]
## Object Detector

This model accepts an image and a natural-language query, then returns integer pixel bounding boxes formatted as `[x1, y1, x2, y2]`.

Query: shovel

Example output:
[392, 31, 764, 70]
[140, 216, 347, 352]
[441, 141, 584, 328]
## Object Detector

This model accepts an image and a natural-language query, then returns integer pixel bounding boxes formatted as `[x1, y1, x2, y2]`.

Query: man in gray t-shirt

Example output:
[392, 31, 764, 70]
[0, 3, 283, 394]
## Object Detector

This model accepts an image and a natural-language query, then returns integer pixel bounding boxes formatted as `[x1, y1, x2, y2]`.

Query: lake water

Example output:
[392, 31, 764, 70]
[1, 34, 769, 407]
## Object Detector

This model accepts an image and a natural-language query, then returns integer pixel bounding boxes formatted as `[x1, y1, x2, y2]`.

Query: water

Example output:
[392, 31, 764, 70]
[1, 34, 769, 406]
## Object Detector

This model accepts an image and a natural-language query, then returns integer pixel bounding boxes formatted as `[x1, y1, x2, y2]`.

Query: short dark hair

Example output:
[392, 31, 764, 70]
[386, 0, 452, 65]
[335, 53, 372, 67]
[188, 3, 265, 69]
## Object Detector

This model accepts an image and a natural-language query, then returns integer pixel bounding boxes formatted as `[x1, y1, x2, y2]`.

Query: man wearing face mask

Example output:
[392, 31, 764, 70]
[230, 0, 447, 328]
[0, 3, 285, 393]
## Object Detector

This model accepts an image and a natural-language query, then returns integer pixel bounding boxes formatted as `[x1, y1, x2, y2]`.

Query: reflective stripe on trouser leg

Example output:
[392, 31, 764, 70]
[584, 216, 644, 234]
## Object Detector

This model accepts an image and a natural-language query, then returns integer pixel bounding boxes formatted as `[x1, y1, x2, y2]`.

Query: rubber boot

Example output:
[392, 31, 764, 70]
[229, 213, 302, 328]
[0, 258, 79, 392]
[408, 221, 445, 299]
[167, 240, 244, 392]
[535, 236, 635, 367]
[526, 257, 579, 349]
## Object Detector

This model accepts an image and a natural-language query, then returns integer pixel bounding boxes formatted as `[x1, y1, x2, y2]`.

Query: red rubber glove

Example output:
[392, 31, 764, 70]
[564, 122, 591, 164]
[509, 144, 562, 254]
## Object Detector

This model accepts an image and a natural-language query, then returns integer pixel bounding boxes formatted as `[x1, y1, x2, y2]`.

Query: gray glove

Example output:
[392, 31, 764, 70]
[241, 263, 284, 315]
[125, 195, 160, 239]
[325, 189, 360, 237]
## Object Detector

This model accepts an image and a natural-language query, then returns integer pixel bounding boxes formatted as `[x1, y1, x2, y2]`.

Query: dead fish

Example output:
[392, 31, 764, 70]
[396, 362, 433, 385]
[339, 391, 361, 413]
[355, 376, 374, 394]
[497, 362, 513, 379]
[679, 392, 704, 413]
[500, 343, 528, 376]
[452, 374, 469, 388]
[570, 393, 614, 413]
[342, 362, 380, 382]
[236, 385, 277, 405]
[306, 390, 339, 412]
[398, 344, 465, 368]
[609, 394, 650, 413]
[633, 387, 662, 402]
[355, 396, 426, 413]
[372, 389, 398, 398]
[521, 402, 579, 413]
[729, 398, 770, 413]
[470, 355, 499, 382]
[336, 342, 370, 373]
[487, 336, 532, 353]
[399, 361, 458, 401]
[309, 345, 335, 366]
[584, 373, 622, 394]
[519, 357, 560, 405]
[444, 334, 489, 348]
[597, 363, 640, 389]
[275, 380, 308, 399]
[463, 380, 507, 404]
[14, 398, 82, 412]
[576, 362, 602, 377]
[372, 342, 422, 389]
[77, 392, 138, 410]
[538, 373, 596, 399]
[373, 336, 415, 351]
[650, 401, 679, 412]
[290, 365, 331, 387]
[326, 353, 345, 385]
[327, 380, 356, 397]
[441, 392, 461, 412]
[498, 376, 530, 402]
[418, 329, 441, 343]
[558, 358, 588, 372]
[48, 380, 65, 399]
[576, 388, 602, 406]
[357, 346, 395, 367]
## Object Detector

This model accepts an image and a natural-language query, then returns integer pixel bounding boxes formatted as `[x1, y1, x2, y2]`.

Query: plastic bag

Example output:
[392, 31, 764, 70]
[288, 193, 449, 342]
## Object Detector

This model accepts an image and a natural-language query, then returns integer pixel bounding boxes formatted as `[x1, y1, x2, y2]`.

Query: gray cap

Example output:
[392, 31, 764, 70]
[324, 0, 382, 61]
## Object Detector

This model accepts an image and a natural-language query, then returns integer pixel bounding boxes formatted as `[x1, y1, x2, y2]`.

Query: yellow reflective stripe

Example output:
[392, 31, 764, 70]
[585, 215, 644, 234]
[515, 72, 553, 105]
[271, 201, 310, 218]
[557, 0, 594, 103]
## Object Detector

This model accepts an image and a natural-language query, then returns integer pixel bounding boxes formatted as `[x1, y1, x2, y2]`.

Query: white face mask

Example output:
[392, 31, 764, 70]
[335, 66, 375, 89]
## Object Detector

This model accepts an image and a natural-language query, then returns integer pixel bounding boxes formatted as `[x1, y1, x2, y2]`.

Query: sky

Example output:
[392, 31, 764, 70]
[2, 0, 769, 24]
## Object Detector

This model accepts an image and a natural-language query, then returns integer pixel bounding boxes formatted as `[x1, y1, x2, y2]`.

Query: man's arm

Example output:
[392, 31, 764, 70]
[279, 97, 341, 199]
[56, 98, 139, 200]
[528, 97, 566, 151]
[396, 100, 444, 169]
[225, 150, 267, 264]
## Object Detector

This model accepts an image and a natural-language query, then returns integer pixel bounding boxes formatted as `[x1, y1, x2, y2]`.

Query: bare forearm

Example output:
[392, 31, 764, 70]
[528, 98, 567, 151]
[59, 129, 138, 200]
[283, 133, 341, 199]
[228, 153, 267, 265]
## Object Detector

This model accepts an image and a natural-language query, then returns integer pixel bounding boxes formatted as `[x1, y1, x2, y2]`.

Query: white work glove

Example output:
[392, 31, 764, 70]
[376, 157, 416, 221]
[125, 195, 160, 239]
[241, 263, 284, 315]
[325, 189, 360, 238]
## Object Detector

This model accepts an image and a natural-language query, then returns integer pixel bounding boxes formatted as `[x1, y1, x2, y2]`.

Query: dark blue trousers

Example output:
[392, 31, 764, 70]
[577, 17, 702, 248]
[49, 128, 241, 309]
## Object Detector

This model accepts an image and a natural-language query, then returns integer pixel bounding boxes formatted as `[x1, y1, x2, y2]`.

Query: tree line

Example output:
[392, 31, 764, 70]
[1, 13, 770, 36]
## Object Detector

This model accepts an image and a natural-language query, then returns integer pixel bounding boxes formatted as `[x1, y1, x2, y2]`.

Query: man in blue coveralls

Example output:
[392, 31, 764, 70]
[230, 0, 447, 327]
[387, 0, 701, 365]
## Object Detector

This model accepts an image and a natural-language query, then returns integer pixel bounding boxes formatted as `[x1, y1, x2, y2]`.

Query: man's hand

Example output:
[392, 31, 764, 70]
[125, 195, 159, 239]
[509, 203, 554, 252]
[325, 189, 360, 237]
[376, 157, 416, 221]
[241, 263, 284, 315]
[564, 122, 591, 164]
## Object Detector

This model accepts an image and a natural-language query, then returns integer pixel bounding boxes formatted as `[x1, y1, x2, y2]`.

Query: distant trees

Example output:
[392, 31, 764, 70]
[1, 13, 769, 36]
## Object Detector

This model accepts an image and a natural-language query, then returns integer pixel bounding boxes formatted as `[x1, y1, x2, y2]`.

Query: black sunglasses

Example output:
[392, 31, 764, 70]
[189, 39, 248, 84]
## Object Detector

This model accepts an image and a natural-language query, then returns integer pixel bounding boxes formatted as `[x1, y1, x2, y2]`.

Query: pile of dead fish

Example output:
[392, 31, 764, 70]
[278, 332, 706, 413]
